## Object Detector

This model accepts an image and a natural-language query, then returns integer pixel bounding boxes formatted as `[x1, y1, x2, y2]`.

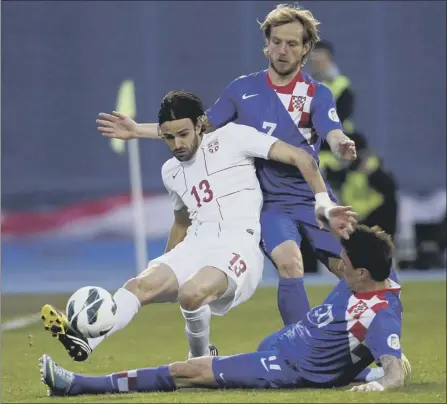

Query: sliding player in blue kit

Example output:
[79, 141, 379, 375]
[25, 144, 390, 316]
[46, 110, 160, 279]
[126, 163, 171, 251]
[39, 225, 408, 396]
[97, 4, 357, 329]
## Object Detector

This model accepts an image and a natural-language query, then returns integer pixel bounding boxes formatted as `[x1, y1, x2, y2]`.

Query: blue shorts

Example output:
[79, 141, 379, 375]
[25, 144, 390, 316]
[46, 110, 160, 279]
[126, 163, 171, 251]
[260, 208, 342, 265]
[212, 328, 304, 389]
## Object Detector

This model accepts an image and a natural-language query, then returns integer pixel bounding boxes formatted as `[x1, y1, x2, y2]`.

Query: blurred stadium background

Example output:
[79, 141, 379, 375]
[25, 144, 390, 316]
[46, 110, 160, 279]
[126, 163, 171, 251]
[2, 1, 446, 297]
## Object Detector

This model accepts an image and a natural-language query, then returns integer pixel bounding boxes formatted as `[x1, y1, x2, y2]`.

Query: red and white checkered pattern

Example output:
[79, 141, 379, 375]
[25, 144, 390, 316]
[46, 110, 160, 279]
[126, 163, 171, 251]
[345, 294, 390, 364]
[271, 73, 316, 147]
[116, 369, 138, 392]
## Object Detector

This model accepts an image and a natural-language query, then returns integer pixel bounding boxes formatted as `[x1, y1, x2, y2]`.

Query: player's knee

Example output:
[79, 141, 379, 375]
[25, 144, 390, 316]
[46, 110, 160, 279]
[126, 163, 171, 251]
[178, 283, 208, 311]
[123, 264, 177, 305]
[122, 277, 144, 301]
[274, 255, 304, 278]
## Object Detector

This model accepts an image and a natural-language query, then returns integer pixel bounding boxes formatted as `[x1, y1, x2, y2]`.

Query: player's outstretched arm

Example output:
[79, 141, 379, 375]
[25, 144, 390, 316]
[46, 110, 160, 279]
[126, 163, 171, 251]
[267, 140, 357, 239]
[349, 354, 404, 392]
[96, 111, 161, 140]
[165, 207, 191, 253]
[267, 140, 327, 195]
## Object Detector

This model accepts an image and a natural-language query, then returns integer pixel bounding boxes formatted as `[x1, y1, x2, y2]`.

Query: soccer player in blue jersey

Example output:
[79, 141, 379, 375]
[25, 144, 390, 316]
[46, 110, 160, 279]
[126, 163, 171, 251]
[97, 4, 357, 329]
[40, 225, 407, 396]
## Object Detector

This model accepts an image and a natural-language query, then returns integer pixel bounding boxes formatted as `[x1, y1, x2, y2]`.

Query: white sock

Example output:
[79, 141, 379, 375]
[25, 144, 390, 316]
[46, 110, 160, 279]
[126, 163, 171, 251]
[181, 305, 211, 358]
[87, 288, 141, 350]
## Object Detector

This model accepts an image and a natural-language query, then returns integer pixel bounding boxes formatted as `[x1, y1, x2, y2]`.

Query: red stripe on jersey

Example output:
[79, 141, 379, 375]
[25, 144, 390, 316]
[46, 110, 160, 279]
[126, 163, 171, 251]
[348, 321, 367, 342]
[128, 376, 137, 391]
[370, 301, 389, 313]
[295, 78, 314, 129]
[307, 82, 316, 97]
[288, 97, 294, 112]
[355, 287, 401, 300]
[298, 112, 310, 128]
[266, 70, 304, 94]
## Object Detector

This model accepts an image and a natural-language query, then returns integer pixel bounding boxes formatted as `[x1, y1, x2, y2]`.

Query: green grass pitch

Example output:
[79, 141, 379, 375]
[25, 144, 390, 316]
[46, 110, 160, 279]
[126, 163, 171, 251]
[1, 282, 446, 403]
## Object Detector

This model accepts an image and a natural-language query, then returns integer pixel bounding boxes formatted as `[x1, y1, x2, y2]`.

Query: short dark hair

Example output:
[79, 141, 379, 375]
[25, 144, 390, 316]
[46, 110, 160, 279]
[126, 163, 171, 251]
[314, 39, 334, 57]
[158, 91, 205, 127]
[341, 225, 394, 281]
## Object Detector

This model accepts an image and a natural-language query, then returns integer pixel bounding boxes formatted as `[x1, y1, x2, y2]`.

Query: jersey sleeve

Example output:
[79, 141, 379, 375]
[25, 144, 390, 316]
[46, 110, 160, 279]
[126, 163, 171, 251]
[365, 310, 402, 363]
[206, 78, 239, 129]
[310, 84, 344, 138]
[165, 186, 184, 211]
[229, 125, 279, 159]
[161, 166, 185, 211]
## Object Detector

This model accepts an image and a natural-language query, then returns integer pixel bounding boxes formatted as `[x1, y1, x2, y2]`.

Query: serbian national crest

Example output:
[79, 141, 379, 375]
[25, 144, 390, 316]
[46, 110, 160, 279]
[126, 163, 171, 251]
[288, 95, 306, 112]
[207, 140, 219, 154]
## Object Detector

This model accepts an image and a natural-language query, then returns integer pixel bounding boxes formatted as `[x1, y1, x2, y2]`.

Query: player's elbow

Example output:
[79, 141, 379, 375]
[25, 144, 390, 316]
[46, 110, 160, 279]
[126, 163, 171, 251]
[293, 151, 318, 174]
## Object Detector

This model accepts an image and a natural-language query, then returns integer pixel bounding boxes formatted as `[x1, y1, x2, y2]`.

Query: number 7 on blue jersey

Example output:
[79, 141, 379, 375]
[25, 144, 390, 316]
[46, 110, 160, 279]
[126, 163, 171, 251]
[262, 121, 277, 136]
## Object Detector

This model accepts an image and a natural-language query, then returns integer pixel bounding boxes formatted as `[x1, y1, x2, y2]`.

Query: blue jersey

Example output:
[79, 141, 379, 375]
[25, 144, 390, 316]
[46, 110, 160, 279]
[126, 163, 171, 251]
[207, 70, 342, 210]
[274, 270, 402, 387]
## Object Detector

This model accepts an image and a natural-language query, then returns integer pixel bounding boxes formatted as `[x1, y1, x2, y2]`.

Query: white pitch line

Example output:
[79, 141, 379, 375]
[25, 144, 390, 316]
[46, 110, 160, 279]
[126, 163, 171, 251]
[1, 313, 42, 332]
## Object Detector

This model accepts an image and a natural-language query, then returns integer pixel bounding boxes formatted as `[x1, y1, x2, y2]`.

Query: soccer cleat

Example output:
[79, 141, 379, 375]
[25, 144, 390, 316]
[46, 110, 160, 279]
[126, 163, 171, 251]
[401, 353, 412, 380]
[39, 354, 75, 396]
[41, 304, 92, 362]
[208, 344, 219, 356]
[188, 344, 219, 359]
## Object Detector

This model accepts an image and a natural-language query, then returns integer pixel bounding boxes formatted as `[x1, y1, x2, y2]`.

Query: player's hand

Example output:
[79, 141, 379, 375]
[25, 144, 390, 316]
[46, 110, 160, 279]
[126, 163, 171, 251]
[96, 111, 138, 140]
[338, 138, 357, 161]
[315, 205, 357, 240]
[348, 381, 385, 392]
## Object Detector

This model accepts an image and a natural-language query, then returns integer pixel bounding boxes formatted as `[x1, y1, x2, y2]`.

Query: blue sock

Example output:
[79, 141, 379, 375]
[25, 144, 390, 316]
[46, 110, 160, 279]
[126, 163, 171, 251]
[354, 367, 385, 382]
[277, 277, 310, 326]
[70, 365, 176, 395]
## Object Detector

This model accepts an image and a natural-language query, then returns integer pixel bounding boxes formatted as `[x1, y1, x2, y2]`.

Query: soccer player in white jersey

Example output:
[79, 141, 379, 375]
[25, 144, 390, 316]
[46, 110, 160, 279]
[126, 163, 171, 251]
[96, 4, 358, 331]
[41, 90, 357, 362]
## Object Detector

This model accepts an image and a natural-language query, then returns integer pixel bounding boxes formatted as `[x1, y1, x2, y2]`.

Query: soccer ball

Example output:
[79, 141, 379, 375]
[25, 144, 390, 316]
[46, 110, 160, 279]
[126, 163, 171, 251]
[66, 286, 117, 338]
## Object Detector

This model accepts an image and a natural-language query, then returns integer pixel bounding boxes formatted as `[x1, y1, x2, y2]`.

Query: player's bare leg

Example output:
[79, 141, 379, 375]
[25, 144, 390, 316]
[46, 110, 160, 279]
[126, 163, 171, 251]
[179, 266, 229, 358]
[88, 263, 179, 349]
[271, 240, 310, 325]
[41, 263, 179, 361]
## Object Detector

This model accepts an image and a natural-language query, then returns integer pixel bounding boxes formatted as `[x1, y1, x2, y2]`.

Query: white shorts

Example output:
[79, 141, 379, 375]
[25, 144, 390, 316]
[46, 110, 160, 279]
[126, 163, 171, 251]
[149, 228, 264, 315]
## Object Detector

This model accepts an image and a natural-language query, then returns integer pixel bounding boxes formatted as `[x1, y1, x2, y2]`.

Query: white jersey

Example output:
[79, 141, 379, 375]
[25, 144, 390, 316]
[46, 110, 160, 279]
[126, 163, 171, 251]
[161, 122, 278, 235]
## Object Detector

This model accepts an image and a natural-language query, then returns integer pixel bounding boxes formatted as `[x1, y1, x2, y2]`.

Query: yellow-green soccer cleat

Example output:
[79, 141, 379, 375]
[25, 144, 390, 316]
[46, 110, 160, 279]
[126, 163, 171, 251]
[41, 304, 91, 362]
